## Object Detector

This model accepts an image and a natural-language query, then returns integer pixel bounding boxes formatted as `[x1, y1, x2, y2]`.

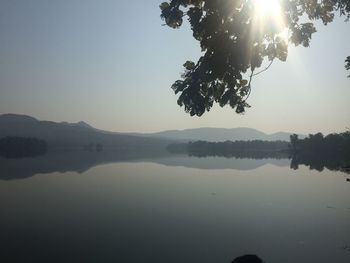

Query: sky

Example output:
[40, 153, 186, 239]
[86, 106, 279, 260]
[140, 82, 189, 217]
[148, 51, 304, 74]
[0, 0, 349, 135]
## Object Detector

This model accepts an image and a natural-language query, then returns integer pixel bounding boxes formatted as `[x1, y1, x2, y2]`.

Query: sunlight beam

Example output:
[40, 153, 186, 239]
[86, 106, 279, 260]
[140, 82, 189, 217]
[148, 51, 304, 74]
[252, 0, 286, 36]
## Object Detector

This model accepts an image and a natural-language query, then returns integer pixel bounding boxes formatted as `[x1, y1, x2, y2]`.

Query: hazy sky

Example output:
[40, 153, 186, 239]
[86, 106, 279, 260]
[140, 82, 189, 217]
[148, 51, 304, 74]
[0, 0, 349, 134]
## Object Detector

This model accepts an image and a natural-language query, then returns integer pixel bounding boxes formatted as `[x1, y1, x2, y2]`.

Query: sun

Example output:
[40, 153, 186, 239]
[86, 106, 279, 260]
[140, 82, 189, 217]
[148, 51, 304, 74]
[253, 0, 283, 21]
[253, 0, 282, 20]
[252, 0, 287, 40]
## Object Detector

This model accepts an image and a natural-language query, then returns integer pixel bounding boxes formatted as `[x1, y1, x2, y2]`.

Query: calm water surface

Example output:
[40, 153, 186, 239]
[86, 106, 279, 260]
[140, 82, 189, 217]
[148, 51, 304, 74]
[0, 154, 349, 263]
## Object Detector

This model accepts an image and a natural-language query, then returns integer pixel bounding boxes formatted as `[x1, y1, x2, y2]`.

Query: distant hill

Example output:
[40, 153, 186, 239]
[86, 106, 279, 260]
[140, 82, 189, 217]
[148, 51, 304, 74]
[144, 128, 305, 142]
[60, 121, 94, 129]
[0, 114, 305, 149]
[0, 113, 38, 123]
[0, 114, 170, 149]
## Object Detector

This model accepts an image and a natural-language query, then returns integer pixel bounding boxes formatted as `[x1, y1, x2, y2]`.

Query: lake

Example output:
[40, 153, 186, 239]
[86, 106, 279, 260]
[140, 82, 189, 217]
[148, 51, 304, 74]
[0, 152, 349, 263]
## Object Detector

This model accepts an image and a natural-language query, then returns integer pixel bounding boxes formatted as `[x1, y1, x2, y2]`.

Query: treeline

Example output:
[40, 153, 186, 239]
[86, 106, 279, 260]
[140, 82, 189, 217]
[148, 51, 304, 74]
[289, 131, 350, 172]
[0, 136, 47, 158]
[289, 132, 350, 156]
[167, 140, 289, 158]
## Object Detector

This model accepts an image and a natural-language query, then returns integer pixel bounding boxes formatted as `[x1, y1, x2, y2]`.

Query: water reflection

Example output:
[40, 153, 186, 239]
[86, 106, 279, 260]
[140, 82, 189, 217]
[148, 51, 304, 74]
[0, 150, 290, 180]
[0, 152, 349, 263]
[290, 153, 350, 174]
[0, 149, 349, 180]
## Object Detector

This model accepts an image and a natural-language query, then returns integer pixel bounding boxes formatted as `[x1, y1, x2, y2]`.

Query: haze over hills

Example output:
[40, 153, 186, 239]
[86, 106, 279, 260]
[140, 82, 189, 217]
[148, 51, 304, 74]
[0, 114, 304, 149]
[0, 114, 170, 149]
[145, 128, 303, 142]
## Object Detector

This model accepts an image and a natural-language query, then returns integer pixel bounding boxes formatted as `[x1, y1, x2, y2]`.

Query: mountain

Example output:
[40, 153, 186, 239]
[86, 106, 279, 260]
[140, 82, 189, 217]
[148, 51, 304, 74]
[60, 121, 94, 129]
[0, 113, 38, 123]
[0, 114, 304, 149]
[0, 114, 170, 149]
[144, 128, 305, 142]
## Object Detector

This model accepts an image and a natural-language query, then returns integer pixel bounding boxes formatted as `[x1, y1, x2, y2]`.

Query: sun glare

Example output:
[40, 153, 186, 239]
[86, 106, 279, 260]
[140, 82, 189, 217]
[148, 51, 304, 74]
[252, 0, 288, 41]
[253, 0, 283, 20]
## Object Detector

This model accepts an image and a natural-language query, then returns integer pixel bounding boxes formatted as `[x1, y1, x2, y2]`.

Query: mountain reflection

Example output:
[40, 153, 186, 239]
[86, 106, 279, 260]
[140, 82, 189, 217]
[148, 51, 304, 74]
[0, 149, 349, 180]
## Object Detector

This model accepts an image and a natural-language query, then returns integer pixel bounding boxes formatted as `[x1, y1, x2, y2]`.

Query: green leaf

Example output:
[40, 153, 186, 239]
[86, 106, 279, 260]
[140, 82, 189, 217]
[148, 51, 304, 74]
[159, 2, 170, 11]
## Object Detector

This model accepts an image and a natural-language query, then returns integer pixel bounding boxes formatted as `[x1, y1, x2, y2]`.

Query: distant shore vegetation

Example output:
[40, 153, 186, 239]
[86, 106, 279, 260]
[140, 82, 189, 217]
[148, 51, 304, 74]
[289, 131, 350, 156]
[289, 131, 350, 172]
[0, 136, 47, 158]
[167, 132, 350, 174]
[167, 140, 289, 158]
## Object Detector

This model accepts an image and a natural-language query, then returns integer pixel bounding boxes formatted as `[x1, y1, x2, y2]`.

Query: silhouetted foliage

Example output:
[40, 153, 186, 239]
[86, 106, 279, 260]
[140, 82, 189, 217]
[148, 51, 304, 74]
[160, 0, 350, 116]
[0, 136, 47, 158]
[167, 140, 289, 158]
[289, 133, 298, 152]
[289, 131, 350, 172]
[289, 131, 350, 155]
[346, 56, 350, 77]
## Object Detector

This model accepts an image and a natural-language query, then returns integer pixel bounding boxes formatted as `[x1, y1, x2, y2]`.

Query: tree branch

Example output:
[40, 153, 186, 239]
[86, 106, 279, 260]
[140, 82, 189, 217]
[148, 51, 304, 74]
[243, 59, 274, 103]
[252, 59, 274, 77]
[244, 68, 255, 102]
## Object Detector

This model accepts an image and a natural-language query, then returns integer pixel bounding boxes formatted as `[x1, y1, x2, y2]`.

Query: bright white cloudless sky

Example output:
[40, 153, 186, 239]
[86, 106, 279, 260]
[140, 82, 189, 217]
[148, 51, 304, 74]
[0, 0, 349, 134]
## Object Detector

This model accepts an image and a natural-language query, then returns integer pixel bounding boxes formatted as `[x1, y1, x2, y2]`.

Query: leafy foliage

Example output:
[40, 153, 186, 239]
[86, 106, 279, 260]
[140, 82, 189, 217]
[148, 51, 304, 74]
[160, 0, 350, 116]
[346, 56, 350, 77]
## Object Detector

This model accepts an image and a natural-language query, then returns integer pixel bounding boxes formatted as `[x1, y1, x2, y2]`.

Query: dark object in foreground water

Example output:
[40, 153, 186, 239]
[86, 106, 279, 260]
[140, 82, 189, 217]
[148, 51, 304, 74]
[232, 254, 265, 263]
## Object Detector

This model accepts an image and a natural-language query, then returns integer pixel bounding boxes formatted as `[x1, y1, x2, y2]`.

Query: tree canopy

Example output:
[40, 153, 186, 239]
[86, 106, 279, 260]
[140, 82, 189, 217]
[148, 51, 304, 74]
[160, 0, 350, 116]
[288, 131, 350, 172]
